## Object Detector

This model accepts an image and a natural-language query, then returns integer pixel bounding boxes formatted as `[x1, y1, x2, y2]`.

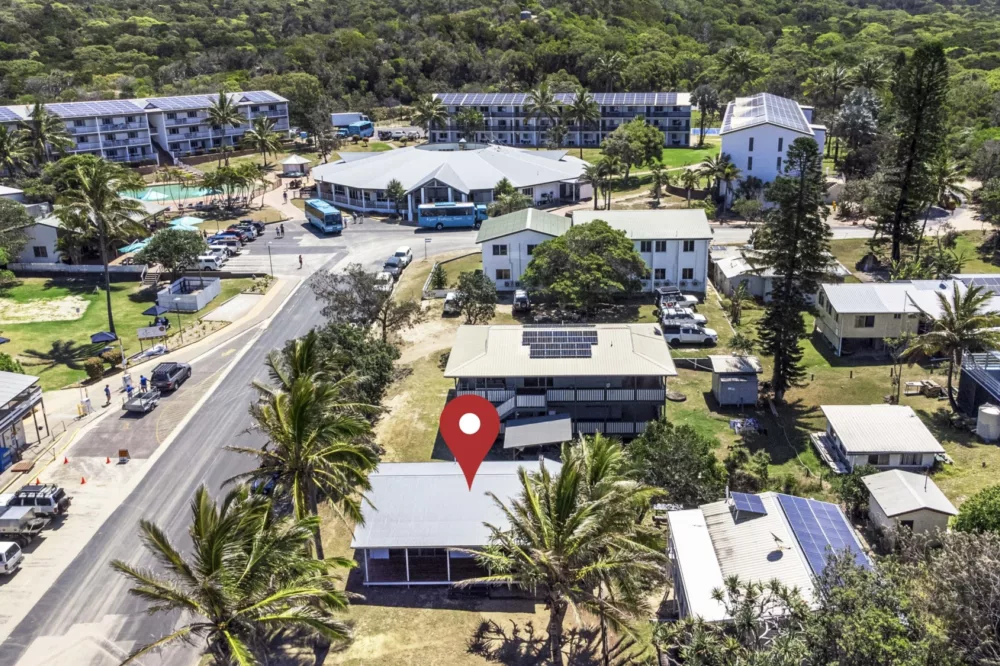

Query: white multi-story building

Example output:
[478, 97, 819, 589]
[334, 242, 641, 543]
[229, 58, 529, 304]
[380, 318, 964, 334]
[720, 93, 826, 190]
[477, 208, 712, 293]
[431, 92, 691, 148]
[0, 91, 288, 166]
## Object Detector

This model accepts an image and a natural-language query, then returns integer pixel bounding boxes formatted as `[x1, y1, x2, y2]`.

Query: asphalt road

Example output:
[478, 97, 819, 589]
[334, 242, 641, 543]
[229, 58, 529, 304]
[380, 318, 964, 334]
[0, 221, 480, 666]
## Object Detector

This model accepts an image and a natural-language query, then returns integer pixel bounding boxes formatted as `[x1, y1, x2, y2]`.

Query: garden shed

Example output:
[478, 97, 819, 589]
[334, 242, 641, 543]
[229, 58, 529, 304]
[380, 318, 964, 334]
[709, 355, 762, 407]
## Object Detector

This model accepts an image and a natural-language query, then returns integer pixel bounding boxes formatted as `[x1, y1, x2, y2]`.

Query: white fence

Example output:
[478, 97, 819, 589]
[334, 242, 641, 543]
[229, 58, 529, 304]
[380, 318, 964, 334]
[421, 252, 479, 300]
[10, 263, 145, 275]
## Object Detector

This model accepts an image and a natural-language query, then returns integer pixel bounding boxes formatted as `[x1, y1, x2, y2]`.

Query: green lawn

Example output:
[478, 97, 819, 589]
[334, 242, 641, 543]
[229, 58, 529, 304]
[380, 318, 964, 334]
[829, 230, 998, 275]
[197, 150, 320, 174]
[578, 138, 720, 169]
[1, 277, 252, 389]
[440, 253, 482, 287]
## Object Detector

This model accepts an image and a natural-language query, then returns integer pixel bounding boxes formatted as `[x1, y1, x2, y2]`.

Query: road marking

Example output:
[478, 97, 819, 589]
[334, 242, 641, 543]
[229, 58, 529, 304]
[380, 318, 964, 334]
[222, 348, 236, 357]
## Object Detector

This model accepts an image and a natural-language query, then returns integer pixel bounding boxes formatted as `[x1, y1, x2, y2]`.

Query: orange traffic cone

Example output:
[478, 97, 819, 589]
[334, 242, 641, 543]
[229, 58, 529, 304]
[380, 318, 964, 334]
[80, 477, 86, 485]
[35, 478, 40, 485]
[63, 457, 68, 464]
[106, 456, 110, 464]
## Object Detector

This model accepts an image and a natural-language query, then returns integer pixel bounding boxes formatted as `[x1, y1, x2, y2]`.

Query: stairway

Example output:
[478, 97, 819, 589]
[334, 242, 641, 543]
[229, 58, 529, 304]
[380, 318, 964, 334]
[141, 267, 160, 289]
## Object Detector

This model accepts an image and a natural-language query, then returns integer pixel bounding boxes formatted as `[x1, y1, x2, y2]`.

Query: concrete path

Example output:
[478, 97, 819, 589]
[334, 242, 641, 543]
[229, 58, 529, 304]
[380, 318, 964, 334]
[201, 294, 264, 322]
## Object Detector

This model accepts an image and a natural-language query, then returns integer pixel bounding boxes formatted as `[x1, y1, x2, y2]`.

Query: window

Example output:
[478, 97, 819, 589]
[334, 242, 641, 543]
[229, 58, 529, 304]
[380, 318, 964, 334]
[747, 156, 753, 171]
[826, 302, 833, 315]
[495, 268, 511, 280]
[521, 187, 534, 197]
[900, 520, 914, 531]
[776, 157, 782, 171]
[166, 113, 176, 120]
[128, 132, 137, 139]
[168, 128, 178, 135]
[187, 111, 197, 118]
[748, 137, 754, 152]
[655, 268, 666, 280]
[818, 293, 825, 307]
[268, 104, 277, 111]
[492, 244, 507, 256]
[640, 241, 652, 253]
[900, 453, 922, 466]
[524, 377, 554, 388]
[893, 313, 902, 319]
[682, 240, 695, 252]
[854, 315, 875, 328]
[526, 244, 537, 255]
[32, 246, 47, 258]
[867, 453, 890, 466]
[777, 137, 784, 151]
[74, 120, 84, 127]
[682, 268, 694, 280]
[655, 240, 666, 252]
[369, 549, 390, 560]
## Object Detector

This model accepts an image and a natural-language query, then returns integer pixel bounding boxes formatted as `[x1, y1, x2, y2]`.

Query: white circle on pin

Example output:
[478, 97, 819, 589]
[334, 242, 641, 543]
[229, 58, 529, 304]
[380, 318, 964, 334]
[459, 413, 481, 435]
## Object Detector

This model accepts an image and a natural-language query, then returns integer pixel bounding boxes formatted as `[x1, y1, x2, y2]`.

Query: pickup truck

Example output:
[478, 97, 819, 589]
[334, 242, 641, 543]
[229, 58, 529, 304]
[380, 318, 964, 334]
[151, 362, 192, 391]
[0, 506, 50, 547]
[123, 389, 161, 413]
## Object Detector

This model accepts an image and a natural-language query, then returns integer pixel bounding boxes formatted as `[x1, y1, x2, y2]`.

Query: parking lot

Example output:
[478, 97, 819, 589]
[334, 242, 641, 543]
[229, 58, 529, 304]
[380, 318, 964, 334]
[217, 218, 347, 276]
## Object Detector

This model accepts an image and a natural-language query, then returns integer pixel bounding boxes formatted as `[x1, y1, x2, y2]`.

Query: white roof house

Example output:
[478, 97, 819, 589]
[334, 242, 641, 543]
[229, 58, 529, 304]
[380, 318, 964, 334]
[669, 492, 870, 621]
[821, 405, 944, 455]
[862, 470, 957, 518]
[721, 93, 817, 136]
[571, 210, 713, 240]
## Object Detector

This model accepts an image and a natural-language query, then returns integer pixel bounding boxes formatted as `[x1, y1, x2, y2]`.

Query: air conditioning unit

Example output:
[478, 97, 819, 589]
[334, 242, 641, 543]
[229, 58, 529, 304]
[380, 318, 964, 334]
[680, 280, 689, 287]
[691, 279, 701, 286]
[654, 281, 664, 287]
[514, 280, 521, 287]
[503, 281, 511, 287]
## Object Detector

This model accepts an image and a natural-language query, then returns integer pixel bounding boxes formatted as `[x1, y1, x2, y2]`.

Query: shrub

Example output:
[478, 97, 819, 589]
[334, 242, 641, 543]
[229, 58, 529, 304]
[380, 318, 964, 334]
[0, 353, 23, 374]
[100, 349, 122, 369]
[954, 484, 1000, 533]
[84, 357, 105, 381]
[430, 263, 447, 290]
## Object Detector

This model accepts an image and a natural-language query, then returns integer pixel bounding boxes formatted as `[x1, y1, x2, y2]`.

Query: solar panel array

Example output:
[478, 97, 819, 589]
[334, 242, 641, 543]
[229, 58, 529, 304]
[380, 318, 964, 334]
[776, 494, 871, 576]
[965, 276, 1000, 296]
[46, 100, 145, 118]
[721, 93, 811, 135]
[144, 95, 217, 111]
[434, 92, 688, 106]
[730, 492, 767, 515]
[238, 91, 285, 103]
[0, 107, 22, 123]
[522, 329, 599, 359]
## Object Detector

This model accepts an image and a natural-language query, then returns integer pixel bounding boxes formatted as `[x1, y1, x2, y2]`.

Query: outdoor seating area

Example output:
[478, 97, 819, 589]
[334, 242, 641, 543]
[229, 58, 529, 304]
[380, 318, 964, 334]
[157, 276, 221, 313]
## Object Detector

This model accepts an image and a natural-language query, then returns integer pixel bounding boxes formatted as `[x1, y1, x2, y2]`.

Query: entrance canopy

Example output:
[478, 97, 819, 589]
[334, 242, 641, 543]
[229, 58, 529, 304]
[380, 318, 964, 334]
[504, 414, 573, 449]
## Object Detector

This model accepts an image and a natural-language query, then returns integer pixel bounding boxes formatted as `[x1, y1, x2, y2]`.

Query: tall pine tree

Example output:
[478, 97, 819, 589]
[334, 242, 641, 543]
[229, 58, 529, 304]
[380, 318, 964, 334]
[754, 138, 831, 401]
[874, 42, 949, 262]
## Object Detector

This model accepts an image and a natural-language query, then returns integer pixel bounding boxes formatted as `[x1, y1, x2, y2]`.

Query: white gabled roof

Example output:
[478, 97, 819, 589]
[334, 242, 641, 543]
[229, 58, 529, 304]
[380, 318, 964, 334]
[311, 144, 588, 194]
[862, 470, 957, 517]
[350, 460, 559, 549]
[281, 154, 311, 165]
[822, 405, 945, 454]
[667, 509, 728, 622]
[571, 210, 712, 240]
[708, 355, 762, 374]
[443, 324, 677, 378]
[721, 93, 813, 135]
[821, 280, 965, 316]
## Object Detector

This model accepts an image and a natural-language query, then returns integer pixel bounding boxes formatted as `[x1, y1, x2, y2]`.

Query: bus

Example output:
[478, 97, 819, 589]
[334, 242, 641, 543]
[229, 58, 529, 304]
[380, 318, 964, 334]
[347, 120, 375, 138]
[304, 199, 344, 234]
[417, 202, 489, 230]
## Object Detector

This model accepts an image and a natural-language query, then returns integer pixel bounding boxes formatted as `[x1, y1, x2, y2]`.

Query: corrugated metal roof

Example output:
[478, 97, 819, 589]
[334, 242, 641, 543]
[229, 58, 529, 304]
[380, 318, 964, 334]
[667, 509, 729, 622]
[708, 355, 762, 374]
[0, 371, 38, 407]
[862, 470, 957, 517]
[721, 93, 812, 135]
[350, 460, 559, 549]
[822, 405, 945, 454]
[312, 144, 587, 193]
[434, 92, 691, 107]
[571, 210, 712, 240]
[444, 324, 677, 378]
[821, 280, 963, 316]
[475, 208, 571, 243]
[504, 414, 573, 449]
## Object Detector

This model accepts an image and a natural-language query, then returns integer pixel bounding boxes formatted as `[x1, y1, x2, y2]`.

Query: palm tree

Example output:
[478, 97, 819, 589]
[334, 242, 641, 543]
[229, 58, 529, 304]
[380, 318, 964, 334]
[18, 101, 71, 166]
[813, 64, 850, 155]
[581, 163, 602, 210]
[648, 160, 669, 205]
[852, 57, 889, 91]
[691, 85, 720, 148]
[242, 116, 282, 168]
[698, 152, 732, 207]
[716, 47, 762, 95]
[597, 155, 620, 210]
[719, 160, 742, 212]
[525, 82, 559, 139]
[729, 281, 752, 325]
[60, 160, 145, 335]
[207, 92, 245, 166]
[487, 191, 532, 217]
[386, 178, 407, 217]
[565, 92, 600, 158]
[111, 485, 353, 665]
[0, 125, 30, 176]
[227, 332, 378, 558]
[594, 53, 625, 93]
[412, 96, 448, 135]
[680, 169, 700, 206]
[915, 154, 970, 262]
[906, 283, 1000, 410]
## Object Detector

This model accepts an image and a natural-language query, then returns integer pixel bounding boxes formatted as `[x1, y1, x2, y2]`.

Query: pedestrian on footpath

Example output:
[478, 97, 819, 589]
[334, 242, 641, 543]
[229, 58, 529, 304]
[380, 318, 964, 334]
[280, 223, 285, 237]
[140, 375, 148, 392]
[104, 384, 111, 406]
[283, 191, 288, 204]
[126, 383, 134, 399]
[298, 254, 303, 269]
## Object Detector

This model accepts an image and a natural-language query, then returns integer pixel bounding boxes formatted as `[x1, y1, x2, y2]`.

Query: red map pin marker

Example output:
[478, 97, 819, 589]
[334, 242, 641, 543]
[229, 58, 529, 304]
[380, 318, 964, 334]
[440, 395, 500, 490]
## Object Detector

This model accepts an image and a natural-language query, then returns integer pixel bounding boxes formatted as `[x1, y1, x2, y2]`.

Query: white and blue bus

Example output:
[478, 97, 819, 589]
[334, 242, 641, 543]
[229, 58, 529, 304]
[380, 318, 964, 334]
[417, 202, 489, 230]
[305, 199, 344, 234]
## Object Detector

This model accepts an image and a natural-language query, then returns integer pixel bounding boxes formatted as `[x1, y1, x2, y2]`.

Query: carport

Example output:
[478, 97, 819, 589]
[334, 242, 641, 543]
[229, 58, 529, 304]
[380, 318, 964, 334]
[503, 414, 573, 450]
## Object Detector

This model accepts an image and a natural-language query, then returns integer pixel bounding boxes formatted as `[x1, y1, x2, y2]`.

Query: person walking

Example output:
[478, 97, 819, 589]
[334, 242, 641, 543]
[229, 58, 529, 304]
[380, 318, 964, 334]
[140, 375, 148, 392]
[280, 223, 285, 237]
[104, 384, 111, 406]
[298, 254, 303, 269]
[283, 191, 288, 204]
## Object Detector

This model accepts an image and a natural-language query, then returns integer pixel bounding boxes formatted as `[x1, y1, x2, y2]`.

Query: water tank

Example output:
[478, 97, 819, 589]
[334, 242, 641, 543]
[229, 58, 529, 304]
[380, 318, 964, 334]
[977, 404, 1000, 441]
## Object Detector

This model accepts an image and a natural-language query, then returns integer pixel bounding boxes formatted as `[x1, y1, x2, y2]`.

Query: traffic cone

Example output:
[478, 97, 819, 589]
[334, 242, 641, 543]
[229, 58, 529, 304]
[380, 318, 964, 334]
[80, 477, 86, 485]
[63, 457, 68, 464]
[35, 478, 40, 485]
[106, 456, 110, 464]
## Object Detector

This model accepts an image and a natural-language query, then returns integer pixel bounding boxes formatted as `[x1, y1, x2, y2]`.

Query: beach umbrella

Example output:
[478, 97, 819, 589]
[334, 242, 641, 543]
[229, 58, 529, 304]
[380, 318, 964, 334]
[167, 224, 199, 232]
[170, 216, 205, 227]
[118, 239, 149, 253]
[142, 305, 170, 316]
[90, 332, 118, 344]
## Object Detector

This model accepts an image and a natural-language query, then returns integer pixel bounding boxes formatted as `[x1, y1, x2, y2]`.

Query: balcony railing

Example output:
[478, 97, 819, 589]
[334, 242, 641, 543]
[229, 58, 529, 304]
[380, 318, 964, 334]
[181, 131, 213, 140]
[68, 125, 97, 134]
[166, 116, 205, 126]
[963, 353, 1000, 403]
[105, 138, 150, 147]
[71, 141, 102, 151]
[576, 389, 605, 402]
[456, 389, 515, 403]
[249, 109, 286, 119]
[99, 121, 146, 132]
[575, 421, 650, 435]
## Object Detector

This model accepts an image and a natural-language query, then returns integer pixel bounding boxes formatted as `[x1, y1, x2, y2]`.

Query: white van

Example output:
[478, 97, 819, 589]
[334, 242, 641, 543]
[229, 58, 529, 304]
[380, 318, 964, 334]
[0, 541, 22, 574]
[443, 292, 461, 315]
[394, 246, 413, 268]
[214, 238, 242, 254]
[197, 255, 223, 271]
[208, 245, 231, 260]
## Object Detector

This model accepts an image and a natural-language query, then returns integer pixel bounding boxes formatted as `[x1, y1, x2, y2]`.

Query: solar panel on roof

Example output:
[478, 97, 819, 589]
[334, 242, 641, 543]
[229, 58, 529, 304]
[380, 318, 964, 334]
[145, 95, 216, 111]
[776, 494, 870, 577]
[731, 492, 767, 515]
[0, 107, 22, 122]
[46, 100, 144, 118]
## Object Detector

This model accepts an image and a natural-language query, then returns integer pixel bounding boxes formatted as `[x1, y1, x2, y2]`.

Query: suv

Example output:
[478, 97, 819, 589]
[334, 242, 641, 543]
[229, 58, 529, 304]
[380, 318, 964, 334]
[12, 484, 70, 516]
[660, 307, 707, 325]
[239, 219, 266, 234]
[0, 542, 22, 575]
[375, 271, 394, 292]
[513, 289, 531, 312]
[393, 246, 413, 268]
[655, 286, 699, 308]
[383, 255, 403, 278]
[661, 323, 718, 346]
[151, 362, 192, 391]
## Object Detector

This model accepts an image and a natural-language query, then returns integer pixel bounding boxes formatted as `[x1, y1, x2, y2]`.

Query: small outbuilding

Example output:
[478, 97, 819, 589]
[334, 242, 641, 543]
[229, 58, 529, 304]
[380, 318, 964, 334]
[709, 355, 762, 407]
[862, 469, 957, 537]
[280, 154, 311, 176]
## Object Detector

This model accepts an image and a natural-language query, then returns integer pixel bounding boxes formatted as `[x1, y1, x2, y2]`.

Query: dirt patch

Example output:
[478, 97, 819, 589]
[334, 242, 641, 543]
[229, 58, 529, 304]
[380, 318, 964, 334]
[0, 295, 91, 324]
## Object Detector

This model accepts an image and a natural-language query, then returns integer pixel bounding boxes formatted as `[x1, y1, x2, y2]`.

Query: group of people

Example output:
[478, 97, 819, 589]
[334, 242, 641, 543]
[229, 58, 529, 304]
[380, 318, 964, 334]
[105, 375, 151, 405]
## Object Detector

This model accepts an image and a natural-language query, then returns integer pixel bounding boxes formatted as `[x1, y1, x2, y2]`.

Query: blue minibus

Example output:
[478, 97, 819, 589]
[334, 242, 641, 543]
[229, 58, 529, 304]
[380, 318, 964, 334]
[347, 120, 375, 138]
[305, 199, 344, 234]
[417, 202, 489, 230]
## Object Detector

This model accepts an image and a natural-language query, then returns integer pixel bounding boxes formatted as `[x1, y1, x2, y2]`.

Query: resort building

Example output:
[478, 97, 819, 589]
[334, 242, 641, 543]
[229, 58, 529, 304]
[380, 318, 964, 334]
[352, 460, 559, 586]
[444, 323, 676, 444]
[810, 404, 944, 474]
[430, 92, 692, 148]
[310, 143, 591, 221]
[668, 491, 869, 621]
[476, 208, 711, 293]
[720, 93, 827, 191]
[0, 90, 289, 166]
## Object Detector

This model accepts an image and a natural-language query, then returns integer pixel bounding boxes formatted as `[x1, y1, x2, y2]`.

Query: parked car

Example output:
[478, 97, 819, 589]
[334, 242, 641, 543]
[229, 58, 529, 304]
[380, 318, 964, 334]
[660, 307, 707, 325]
[443, 292, 461, 315]
[0, 541, 22, 575]
[378, 130, 393, 141]
[211, 233, 246, 246]
[232, 222, 258, 237]
[513, 289, 531, 312]
[197, 255, 224, 271]
[210, 238, 242, 254]
[151, 362, 192, 391]
[208, 245, 232, 260]
[240, 218, 266, 234]
[393, 246, 413, 268]
[391, 129, 406, 140]
[655, 286, 699, 308]
[11, 484, 71, 517]
[375, 271, 394, 293]
[661, 323, 718, 346]
[226, 227, 254, 242]
[383, 255, 404, 278]
[407, 131, 421, 140]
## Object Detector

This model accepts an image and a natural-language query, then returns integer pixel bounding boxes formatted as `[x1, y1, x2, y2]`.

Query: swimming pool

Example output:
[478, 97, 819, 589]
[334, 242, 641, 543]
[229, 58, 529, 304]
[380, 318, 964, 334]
[130, 184, 213, 201]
